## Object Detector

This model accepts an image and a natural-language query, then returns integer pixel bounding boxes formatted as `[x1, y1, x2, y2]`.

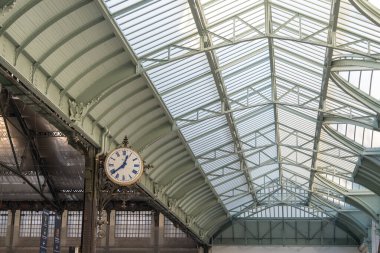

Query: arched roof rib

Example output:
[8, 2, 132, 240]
[0, 0, 379, 244]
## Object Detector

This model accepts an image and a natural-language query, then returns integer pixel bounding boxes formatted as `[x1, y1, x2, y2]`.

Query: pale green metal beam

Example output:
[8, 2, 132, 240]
[46, 34, 115, 93]
[15, 1, 92, 63]
[331, 58, 380, 71]
[330, 72, 380, 114]
[189, 0, 258, 208]
[0, 0, 42, 36]
[308, 0, 341, 204]
[349, 0, 380, 26]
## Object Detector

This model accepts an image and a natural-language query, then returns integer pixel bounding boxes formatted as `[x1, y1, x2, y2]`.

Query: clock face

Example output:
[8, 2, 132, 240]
[104, 147, 143, 186]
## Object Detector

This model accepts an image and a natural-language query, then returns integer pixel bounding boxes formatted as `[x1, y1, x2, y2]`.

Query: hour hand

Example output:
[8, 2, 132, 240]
[111, 163, 125, 174]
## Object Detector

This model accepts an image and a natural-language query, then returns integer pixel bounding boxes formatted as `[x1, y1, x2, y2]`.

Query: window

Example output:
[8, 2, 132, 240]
[67, 211, 82, 237]
[0, 210, 8, 237]
[115, 211, 151, 238]
[20, 211, 55, 237]
[164, 217, 186, 238]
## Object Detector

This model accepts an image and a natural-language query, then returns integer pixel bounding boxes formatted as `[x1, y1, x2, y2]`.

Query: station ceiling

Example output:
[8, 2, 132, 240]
[0, 0, 379, 245]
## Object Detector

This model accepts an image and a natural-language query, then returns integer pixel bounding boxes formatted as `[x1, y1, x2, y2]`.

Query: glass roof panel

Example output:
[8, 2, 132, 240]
[109, 0, 197, 56]
[238, 205, 329, 219]
[104, 0, 380, 221]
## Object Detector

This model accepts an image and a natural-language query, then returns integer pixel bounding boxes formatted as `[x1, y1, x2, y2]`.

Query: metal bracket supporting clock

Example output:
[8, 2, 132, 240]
[96, 136, 153, 238]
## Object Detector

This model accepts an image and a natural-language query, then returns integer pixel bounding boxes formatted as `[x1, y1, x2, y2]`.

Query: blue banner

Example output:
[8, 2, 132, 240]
[39, 209, 49, 253]
[53, 213, 62, 253]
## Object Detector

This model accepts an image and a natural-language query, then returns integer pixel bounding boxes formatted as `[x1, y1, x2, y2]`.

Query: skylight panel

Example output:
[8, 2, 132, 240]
[272, 0, 331, 22]
[188, 126, 233, 156]
[225, 194, 253, 211]
[148, 54, 211, 93]
[202, 0, 263, 26]
[250, 163, 278, 179]
[162, 75, 219, 118]
[202, 156, 239, 174]
[235, 108, 275, 136]
[277, 107, 317, 136]
[214, 174, 247, 195]
[110, 0, 197, 56]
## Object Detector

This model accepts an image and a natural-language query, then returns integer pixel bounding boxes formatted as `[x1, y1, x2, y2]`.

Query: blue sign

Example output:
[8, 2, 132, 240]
[39, 209, 49, 253]
[53, 213, 62, 253]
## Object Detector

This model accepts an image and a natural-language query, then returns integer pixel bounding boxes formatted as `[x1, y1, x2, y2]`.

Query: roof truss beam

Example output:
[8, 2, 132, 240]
[188, 0, 257, 205]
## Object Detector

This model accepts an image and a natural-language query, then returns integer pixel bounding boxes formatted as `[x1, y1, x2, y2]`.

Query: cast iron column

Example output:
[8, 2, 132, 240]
[81, 146, 98, 253]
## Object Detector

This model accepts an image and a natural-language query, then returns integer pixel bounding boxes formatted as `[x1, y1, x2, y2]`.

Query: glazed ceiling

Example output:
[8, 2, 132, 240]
[0, 0, 379, 243]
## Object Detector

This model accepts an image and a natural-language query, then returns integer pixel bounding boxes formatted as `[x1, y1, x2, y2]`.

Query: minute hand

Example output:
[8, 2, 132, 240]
[111, 154, 129, 174]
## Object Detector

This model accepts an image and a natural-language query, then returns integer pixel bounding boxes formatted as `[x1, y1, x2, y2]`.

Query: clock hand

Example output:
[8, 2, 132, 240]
[111, 153, 130, 174]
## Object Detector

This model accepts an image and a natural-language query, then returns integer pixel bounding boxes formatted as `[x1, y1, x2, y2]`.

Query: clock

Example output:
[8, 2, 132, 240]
[104, 147, 143, 186]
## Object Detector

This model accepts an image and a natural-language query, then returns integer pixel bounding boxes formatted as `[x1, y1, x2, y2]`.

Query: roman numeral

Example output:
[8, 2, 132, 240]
[134, 164, 139, 167]
[132, 169, 138, 174]
[116, 173, 119, 179]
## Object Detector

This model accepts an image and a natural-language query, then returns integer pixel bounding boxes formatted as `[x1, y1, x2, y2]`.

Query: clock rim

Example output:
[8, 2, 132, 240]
[104, 147, 144, 186]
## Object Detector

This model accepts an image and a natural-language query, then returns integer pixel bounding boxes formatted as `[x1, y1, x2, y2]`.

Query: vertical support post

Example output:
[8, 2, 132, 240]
[6, 209, 15, 253]
[81, 146, 98, 253]
[154, 211, 161, 253]
[158, 212, 164, 250]
[105, 210, 110, 253]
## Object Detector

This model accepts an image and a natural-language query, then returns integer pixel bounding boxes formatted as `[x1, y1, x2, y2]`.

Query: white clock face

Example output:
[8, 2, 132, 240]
[104, 147, 143, 186]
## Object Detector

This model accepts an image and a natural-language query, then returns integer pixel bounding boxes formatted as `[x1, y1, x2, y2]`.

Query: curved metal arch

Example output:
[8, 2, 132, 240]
[354, 155, 380, 195]
[179, 187, 213, 212]
[86, 73, 142, 113]
[46, 33, 115, 91]
[345, 196, 379, 221]
[349, 0, 380, 26]
[77, 63, 136, 102]
[102, 96, 157, 129]
[64, 48, 125, 94]
[177, 182, 211, 206]
[330, 72, 380, 114]
[323, 115, 379, 130]
[15, 1, 93, 62]
[0, 0, 42, 36]
[149, 142, 187, 170]
[323, 125, 365, 154]
[152, 153, 192, 182]
[201, 215, 229, 234]
[331, 58, 380, 71]
[196, 205, 227, 227]
[142, 132, 180, 161]
[185, 191, 216, 214]
[165, 168, 202, 196]
[157, 162, 197, 192]
[110, 109, 166, 145]
[37, 17, 105, 66]
[335, 212, 367, 243]
[191, 200, 222, 218]
[132, 121, 173, 152]
[92, 87, 152, 126]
